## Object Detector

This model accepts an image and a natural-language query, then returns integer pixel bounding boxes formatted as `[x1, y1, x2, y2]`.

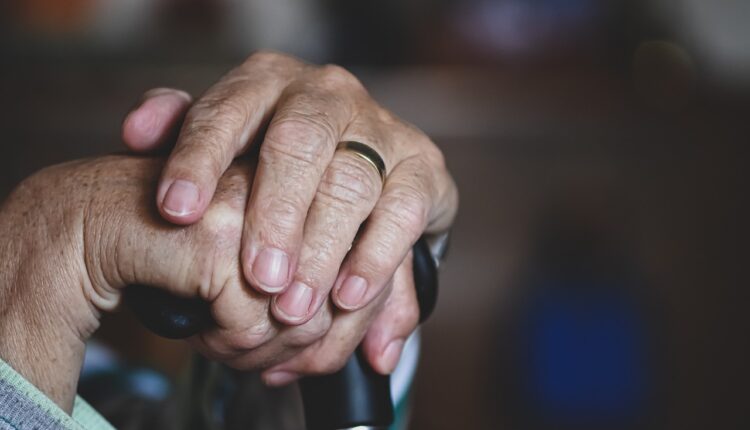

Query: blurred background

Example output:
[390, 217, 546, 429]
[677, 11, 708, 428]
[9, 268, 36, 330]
[1, 1, 748, 429]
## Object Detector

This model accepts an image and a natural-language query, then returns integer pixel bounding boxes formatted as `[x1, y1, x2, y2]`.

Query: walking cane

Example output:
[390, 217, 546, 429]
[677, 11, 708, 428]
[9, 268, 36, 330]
[124, 236, 438, 430]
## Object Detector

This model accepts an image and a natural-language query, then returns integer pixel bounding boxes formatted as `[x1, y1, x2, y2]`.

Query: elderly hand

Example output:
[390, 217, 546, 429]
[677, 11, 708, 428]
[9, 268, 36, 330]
[122, 51, 458, 375]
[0, 155, 417, 412]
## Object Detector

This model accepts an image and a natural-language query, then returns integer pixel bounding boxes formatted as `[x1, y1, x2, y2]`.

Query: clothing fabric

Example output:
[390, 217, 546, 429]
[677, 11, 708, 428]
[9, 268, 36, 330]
[1, 330, 420, 430]
[0, 358, 114, 430]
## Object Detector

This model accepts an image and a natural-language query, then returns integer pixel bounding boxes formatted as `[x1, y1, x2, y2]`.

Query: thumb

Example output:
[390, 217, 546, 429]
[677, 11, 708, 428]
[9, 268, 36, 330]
[122, 88, 192, 153]
[83, 156, 251, 311]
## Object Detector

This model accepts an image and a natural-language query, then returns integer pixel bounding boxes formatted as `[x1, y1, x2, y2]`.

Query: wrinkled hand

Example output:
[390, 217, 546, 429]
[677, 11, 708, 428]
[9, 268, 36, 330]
[0, 155, 420, 411]
[122, 52, 458, 333]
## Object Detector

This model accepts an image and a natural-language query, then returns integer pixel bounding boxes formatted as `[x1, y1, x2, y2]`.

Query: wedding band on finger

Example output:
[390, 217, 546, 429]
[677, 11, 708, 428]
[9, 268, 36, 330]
[336, 140, 386, 186]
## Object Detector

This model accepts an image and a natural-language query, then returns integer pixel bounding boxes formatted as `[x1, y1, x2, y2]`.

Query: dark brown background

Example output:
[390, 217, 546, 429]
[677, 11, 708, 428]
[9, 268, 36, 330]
[1, 1, 748, 428]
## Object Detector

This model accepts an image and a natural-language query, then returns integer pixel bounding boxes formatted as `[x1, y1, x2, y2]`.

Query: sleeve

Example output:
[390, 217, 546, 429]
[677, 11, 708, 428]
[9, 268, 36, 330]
[0, 358, 115, 430]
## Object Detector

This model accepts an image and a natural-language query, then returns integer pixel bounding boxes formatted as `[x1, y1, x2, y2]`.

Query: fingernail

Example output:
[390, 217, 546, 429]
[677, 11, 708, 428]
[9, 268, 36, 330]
[252, 247, 289, 291]
[264, 371, 298, 386]
[276, 281, 313, 320]
[381, 339, 405, 374]
[163, 180, 199, 217]
[337, 276, 367, 309]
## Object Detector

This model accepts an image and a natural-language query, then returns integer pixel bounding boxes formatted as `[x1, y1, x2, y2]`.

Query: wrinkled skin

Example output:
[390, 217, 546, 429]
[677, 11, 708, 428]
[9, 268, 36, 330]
[0, 156, 419, 412]
[121, 52, 459, 370]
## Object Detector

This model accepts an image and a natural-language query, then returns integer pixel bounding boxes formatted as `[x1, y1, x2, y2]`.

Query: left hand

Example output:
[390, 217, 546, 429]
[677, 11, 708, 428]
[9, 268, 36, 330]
[122, 51, 458, 374]
[0, 155, 420, 410]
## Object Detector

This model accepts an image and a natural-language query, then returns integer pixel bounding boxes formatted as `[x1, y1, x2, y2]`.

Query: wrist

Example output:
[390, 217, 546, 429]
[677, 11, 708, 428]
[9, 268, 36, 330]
[0, 166, 101, 412]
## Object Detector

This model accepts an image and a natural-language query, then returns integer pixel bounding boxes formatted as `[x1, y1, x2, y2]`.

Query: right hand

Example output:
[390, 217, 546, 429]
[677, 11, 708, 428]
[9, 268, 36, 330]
[120, 52, 458, 332]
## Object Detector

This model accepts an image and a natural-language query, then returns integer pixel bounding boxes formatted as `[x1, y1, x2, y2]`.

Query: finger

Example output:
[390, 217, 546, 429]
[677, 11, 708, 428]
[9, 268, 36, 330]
[360, 254, 419, 374]
[156, 53, 303, 225]
[331, 154, 438, 312]
[271, 124, 388, 324]
[122, 88, 192, 152]
[261, 280, 393, 386]
[98, 159, 252, 302]
[188, 274, 277, 363]
[137, 159, 275, 364]
[204, 301, 333, 371]
[191, 159, 275, 348]
[242, 65, 367, 294]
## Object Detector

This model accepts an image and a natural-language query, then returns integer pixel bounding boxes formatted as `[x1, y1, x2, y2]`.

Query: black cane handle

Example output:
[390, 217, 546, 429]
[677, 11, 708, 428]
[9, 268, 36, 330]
[124, 236, 438, 429]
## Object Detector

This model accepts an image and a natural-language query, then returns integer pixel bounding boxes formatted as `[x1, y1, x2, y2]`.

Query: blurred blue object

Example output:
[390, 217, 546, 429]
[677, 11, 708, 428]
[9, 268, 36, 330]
[127, 368, 172, 401]
[521, 282, 648, 426]
[453, 0, 608, 57]
[80, 341, 173, 407]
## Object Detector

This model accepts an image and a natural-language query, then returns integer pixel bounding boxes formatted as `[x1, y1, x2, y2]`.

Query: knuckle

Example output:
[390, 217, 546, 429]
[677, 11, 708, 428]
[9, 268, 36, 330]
[287, 316, 331, 347]
[200, 208, 244, 249]
[358, 254, 392, 282]
[409, 155, 442, 196]
[392, 118, 443, 163]
[254, 193, 307, 239]
[375, 106, 399, 126]
[319, 64, 363, 90]
[299, 250, 336, 284]
[170, 134, 228, 178]
[317, 156, 380, 209]
[246, 50, 287, 66]
[377, 186, 429, 238]
[247, 50, 278, 63]
[421, 138, 447, 169]
[263, 192, 307, 220]
[191, 96, 248, 129]
[224, 321, 273, 351]
[263, 116, 333, 168]
[197, 244, 239, 300]
[244, 50, 306, 76]
[274, 195, 307, 223]
[192, 234, 224, 285]
[180, 116, 233, 148]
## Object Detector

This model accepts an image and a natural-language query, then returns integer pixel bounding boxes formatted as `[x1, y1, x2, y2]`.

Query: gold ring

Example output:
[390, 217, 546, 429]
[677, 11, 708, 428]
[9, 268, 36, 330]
[336, 141, 386, 184]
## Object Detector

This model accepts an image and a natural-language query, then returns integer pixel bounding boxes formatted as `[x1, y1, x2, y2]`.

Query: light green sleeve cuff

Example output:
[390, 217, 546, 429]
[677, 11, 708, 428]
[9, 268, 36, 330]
[0, 357, 114, 430]
[71, 396, 115, 430]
